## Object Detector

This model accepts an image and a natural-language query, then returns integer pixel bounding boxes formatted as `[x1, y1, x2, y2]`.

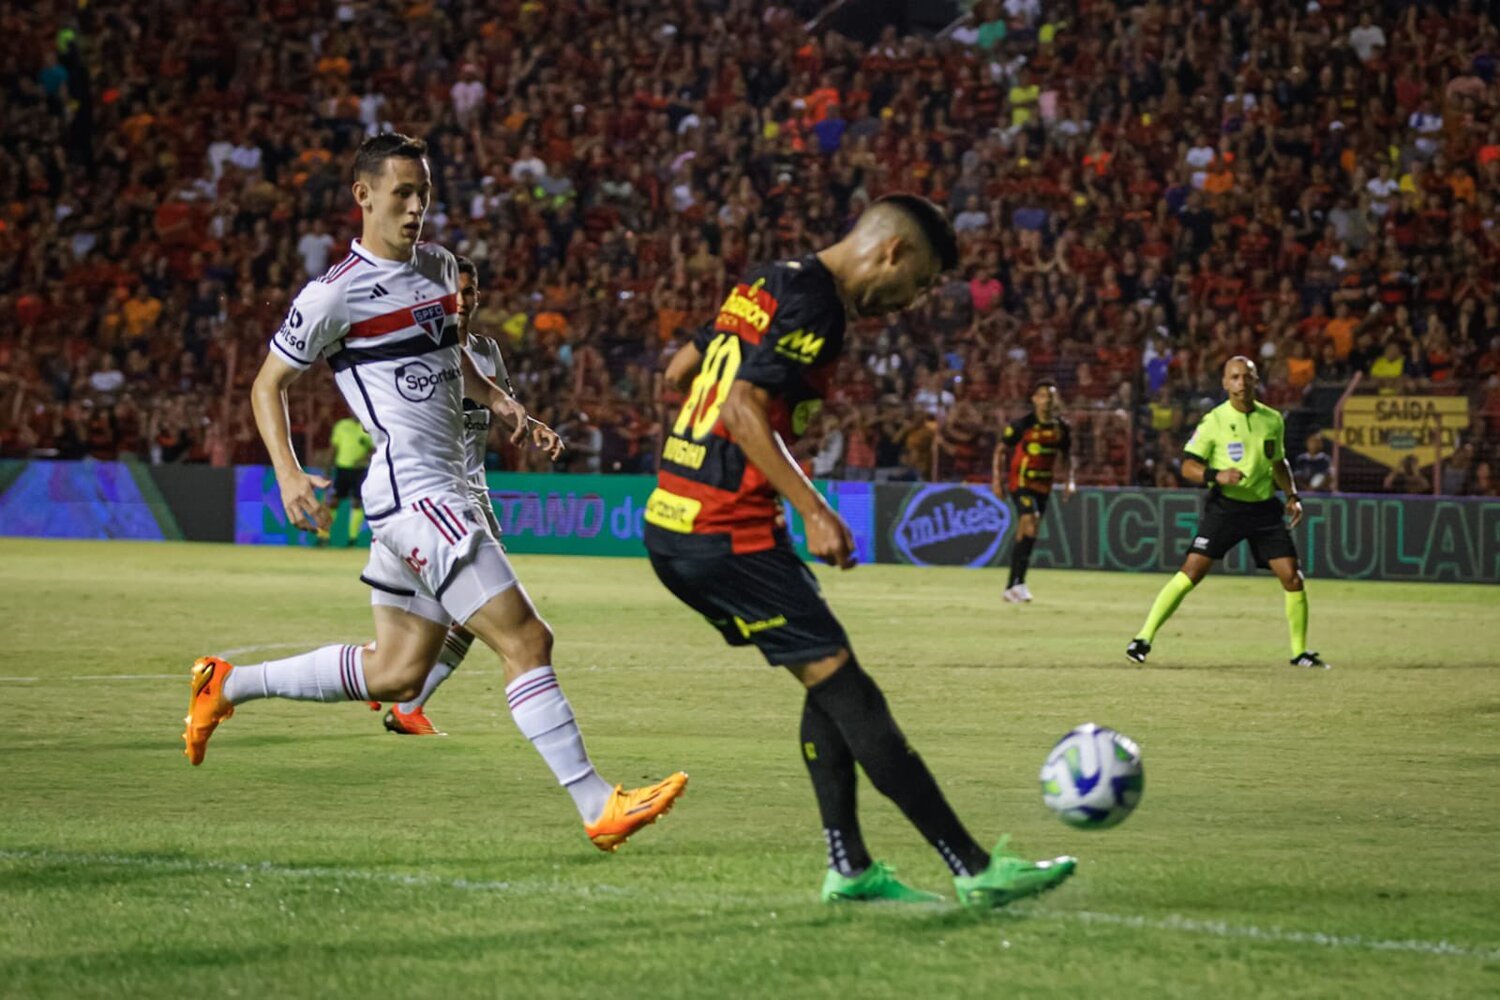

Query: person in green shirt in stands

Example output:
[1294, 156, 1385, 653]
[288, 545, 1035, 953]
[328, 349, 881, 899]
[1127, 357, 1329, 669]
[320, 415, 374, 545]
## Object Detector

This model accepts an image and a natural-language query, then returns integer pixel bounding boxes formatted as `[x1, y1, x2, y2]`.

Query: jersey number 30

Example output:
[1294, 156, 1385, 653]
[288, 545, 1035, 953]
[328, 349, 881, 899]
[673, 333, 742, 441]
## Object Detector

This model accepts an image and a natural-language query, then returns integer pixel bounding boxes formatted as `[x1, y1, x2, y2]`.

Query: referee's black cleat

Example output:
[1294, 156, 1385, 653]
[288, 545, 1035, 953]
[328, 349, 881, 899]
[1290, 651, 1330, 669]
[1125, 639, 1151, 664]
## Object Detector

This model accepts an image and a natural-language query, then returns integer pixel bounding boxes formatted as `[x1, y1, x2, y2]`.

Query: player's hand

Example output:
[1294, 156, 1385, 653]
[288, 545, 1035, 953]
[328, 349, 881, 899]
[528, 418, 565, 460]
[279, 469, 331, 532]
[805, 507, 857, 570]
[1285, 496, 1304, 529]
[1216, 468, 1245, 486]
[491, 394, 529, 445]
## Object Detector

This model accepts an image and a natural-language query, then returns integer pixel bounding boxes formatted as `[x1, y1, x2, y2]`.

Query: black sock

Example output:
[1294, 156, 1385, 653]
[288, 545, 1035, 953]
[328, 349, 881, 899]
[800, 695, 873, 876]
[1008, 536, 1036, 588]
[807, 657, 990, 877]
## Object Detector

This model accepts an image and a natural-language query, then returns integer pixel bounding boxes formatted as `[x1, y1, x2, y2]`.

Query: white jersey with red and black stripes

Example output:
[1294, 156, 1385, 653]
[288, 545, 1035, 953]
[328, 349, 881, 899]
[270, 238, 464, 520]
[460, 334, 510, 490]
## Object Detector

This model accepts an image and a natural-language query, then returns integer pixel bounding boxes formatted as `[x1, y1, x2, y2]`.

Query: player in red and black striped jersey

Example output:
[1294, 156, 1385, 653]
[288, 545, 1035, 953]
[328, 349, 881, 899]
[647, 195, 1077, 907]
[991, 379, 1074, 603]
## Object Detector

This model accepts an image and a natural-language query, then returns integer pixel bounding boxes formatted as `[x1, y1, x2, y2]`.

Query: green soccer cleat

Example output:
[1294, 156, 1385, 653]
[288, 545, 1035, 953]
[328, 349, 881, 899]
[954, 837, 1077, 909]
[820, 861, 942, 904]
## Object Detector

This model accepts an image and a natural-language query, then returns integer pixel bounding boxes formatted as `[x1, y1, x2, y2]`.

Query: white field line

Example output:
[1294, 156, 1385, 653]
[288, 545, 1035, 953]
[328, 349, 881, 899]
[1, 848, 1495, 961]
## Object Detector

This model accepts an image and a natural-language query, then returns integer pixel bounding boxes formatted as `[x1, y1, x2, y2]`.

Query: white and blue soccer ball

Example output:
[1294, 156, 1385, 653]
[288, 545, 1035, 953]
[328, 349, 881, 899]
[1040, 723, 1144, 829]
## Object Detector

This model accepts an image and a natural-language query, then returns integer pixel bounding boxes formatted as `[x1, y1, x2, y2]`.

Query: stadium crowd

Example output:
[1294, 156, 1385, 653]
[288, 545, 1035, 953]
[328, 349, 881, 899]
[2, 0, 1499, 496]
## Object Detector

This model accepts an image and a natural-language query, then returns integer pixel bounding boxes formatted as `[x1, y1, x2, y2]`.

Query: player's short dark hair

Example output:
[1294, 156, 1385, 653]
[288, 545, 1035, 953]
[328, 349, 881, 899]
[352, 132, 428, 182]
[1034, 377, 1059, 392]
[874, 193, 959, 272]
[455, 255, 478, 280]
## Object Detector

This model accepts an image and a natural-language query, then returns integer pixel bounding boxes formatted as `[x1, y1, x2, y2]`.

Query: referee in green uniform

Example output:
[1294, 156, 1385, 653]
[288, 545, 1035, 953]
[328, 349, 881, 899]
[1126, 356, 1328, 668]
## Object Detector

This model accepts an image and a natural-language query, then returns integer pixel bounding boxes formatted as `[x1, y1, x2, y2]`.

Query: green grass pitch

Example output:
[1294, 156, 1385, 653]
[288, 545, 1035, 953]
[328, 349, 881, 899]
[1, 538, 1497, 998]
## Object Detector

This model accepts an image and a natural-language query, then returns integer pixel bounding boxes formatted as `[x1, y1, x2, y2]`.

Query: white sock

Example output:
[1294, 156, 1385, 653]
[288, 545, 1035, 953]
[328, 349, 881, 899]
[398, 663, 453, 713]
[505, 666, 613, 822]
[223, 644, 369, 705]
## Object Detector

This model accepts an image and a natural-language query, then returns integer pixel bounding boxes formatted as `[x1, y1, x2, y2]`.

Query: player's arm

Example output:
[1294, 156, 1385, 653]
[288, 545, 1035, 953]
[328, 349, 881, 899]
[992, 420, 1020, 497]
[990, 437, 1009, 498]
[1061, 422, 1077, 499]
[719, 381, 854, 569]
[483, 337, 563, 459]
[460, 349, 528, 446]
[250, 353, 330, 531]
[1181, 416, 1242, 487]
[663, 323, 714, 394]
[663, 342, 704, 393]
[1270, 420, 1303, 527]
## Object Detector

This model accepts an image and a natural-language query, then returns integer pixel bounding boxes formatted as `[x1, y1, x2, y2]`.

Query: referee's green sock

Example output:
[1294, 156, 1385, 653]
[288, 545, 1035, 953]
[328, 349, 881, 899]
[1136, 571, 1195, 642]
[1285, 589, 1308, 658]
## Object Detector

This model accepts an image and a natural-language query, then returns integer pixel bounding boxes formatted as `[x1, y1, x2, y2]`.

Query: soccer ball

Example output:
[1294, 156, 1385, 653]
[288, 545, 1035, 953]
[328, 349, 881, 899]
[1040, 723, 1144, 829]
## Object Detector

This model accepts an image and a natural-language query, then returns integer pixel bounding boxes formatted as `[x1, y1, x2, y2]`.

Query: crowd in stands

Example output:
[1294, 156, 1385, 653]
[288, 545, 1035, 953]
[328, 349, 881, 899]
[3, 0, 1499, 497]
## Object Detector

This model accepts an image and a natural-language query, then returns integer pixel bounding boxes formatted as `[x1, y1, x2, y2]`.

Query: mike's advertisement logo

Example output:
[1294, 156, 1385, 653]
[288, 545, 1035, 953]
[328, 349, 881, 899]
[891, 485, 1010, 567]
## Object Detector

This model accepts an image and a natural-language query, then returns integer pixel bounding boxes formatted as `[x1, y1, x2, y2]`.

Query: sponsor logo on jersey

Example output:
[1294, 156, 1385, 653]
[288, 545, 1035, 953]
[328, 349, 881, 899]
[714, 278, 777, 340]
[395, 360, 461, 402]
[775, 328, 825, 365]
[643, 487, 703, 534]
[277, 307, 306, 352]
[412, 301, 448, 342]
[891, 485, 1010, 568]
[1227, 441, 1245, 462]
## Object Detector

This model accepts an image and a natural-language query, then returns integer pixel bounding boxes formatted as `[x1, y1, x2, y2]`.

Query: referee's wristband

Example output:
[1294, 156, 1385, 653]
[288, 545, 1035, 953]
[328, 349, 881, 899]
[1202, 467, 1218, 486]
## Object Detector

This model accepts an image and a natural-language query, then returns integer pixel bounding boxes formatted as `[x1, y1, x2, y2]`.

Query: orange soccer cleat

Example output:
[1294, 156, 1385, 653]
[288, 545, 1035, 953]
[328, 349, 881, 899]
[584, 772, 689, 853]
[383, 704, 445, 736]
[182, 656, 236, 766]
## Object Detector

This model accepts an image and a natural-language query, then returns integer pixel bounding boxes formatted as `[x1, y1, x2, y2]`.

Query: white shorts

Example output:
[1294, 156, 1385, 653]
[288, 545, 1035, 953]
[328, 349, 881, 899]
[467, 482, 502, 539]
[361, 492, 517, 626]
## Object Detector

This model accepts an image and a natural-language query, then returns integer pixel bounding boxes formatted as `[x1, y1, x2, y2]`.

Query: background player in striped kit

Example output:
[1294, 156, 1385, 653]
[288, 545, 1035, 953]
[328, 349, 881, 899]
[183, 134, 686, 852]
[991, 378, 1074, 603]
[377, 254, 564, 736]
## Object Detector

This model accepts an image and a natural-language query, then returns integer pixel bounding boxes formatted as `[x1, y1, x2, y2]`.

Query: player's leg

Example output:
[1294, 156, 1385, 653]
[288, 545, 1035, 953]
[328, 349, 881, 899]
[182, 604, 445, 765]
[453, 539, 686, 849]
[384, 623, 469, 735]
[1128, 495, 1235, 664]
[1127, 551, 1211, 663]
[792, 647, 1075, 907]
[317, 480, 342, 546]
[384, 494, 502, 734]
[346, 469, 367, 545]
[1005, 494, 1041, 602]
[1267, 553, 1327, 668]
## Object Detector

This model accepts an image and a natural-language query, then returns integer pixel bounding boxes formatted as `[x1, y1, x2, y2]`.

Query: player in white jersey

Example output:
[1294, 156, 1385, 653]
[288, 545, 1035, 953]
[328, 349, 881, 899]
[376, 254, 563, 736]
[182, 133, 687, 852]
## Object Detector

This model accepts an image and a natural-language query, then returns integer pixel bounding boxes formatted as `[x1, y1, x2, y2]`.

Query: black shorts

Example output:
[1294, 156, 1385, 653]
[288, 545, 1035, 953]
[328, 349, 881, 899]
[330, 466, 368, 506]
[1012, 488, 1050, 518]
[1190, 493, 1297, 567]
[647, 541, 849, 667]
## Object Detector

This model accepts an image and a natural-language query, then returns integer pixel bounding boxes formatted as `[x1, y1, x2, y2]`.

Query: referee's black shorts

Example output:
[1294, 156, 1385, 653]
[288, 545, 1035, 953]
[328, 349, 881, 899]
[330, 466, 368, 506]
[647, 539, 849, 667]
[1189, 493, 1297, 568]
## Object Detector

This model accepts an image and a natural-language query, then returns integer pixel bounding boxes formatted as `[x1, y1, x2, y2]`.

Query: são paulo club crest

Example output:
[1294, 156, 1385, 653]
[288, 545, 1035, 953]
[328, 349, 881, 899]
[412, 301, 447, 342]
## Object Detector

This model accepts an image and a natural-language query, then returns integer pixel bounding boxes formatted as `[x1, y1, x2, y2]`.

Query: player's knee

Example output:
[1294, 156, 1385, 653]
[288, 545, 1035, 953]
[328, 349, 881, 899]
[1281, 571, 1305, 591]
[495, 613, 552, 668]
